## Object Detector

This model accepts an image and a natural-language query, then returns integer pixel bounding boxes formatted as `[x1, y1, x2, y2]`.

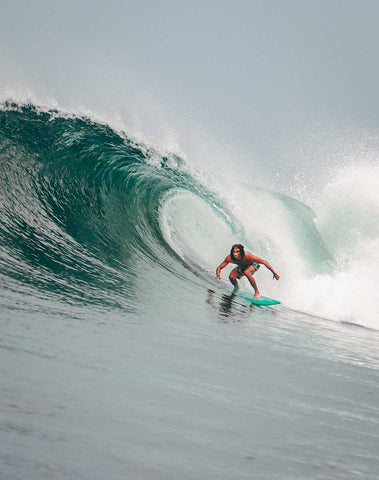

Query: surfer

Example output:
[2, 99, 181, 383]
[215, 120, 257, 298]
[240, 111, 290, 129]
[216, 244, 280, 298]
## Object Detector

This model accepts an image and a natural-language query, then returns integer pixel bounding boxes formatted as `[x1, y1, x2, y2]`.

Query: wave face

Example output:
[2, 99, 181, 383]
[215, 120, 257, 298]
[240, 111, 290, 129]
[0, 103, 196, 310]
[1, 102, 378, 328]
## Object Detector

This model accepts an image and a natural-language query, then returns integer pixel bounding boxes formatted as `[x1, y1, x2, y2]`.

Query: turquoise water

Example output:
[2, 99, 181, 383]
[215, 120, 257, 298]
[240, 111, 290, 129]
[1, 103, 379, 479]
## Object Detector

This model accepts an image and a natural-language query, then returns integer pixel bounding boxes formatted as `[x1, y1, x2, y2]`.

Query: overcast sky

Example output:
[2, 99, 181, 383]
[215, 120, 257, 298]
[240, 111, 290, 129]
[1, 0, 379, 188]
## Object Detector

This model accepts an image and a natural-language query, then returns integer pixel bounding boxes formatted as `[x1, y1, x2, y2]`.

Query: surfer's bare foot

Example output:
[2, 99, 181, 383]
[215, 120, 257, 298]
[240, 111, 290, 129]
[253, 292, 260, 299]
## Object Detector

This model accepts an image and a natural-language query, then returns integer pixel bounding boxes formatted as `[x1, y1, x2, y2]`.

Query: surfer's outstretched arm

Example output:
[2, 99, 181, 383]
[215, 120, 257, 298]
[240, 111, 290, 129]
[254, 256, 280, 280]
[216, 257, 231, 279]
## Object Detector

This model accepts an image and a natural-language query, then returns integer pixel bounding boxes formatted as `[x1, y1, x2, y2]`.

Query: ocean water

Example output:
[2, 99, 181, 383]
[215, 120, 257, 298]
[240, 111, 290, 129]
[0, 102, 378, 480]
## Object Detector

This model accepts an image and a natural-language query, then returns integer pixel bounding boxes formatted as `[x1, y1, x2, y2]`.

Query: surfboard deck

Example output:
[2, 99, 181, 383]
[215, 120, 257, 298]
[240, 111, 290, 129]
[236, 291, 281, 306]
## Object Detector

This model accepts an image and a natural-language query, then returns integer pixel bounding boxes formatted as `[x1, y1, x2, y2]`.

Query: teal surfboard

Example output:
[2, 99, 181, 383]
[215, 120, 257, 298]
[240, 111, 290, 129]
[236, 291, 281, 306]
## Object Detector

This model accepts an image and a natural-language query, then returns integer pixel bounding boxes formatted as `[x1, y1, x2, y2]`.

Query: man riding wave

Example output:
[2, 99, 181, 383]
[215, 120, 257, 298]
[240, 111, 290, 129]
[216, 244, 280, 298]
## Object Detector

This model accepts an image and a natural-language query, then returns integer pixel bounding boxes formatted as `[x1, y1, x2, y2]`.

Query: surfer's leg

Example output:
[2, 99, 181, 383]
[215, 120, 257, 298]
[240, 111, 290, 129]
[244, 265, 260, 298]
[229, 269, 240, 291]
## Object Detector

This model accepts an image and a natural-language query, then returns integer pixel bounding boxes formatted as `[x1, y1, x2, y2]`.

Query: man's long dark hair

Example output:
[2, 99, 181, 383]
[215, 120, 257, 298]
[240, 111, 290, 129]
[230, 244, 245, 261]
